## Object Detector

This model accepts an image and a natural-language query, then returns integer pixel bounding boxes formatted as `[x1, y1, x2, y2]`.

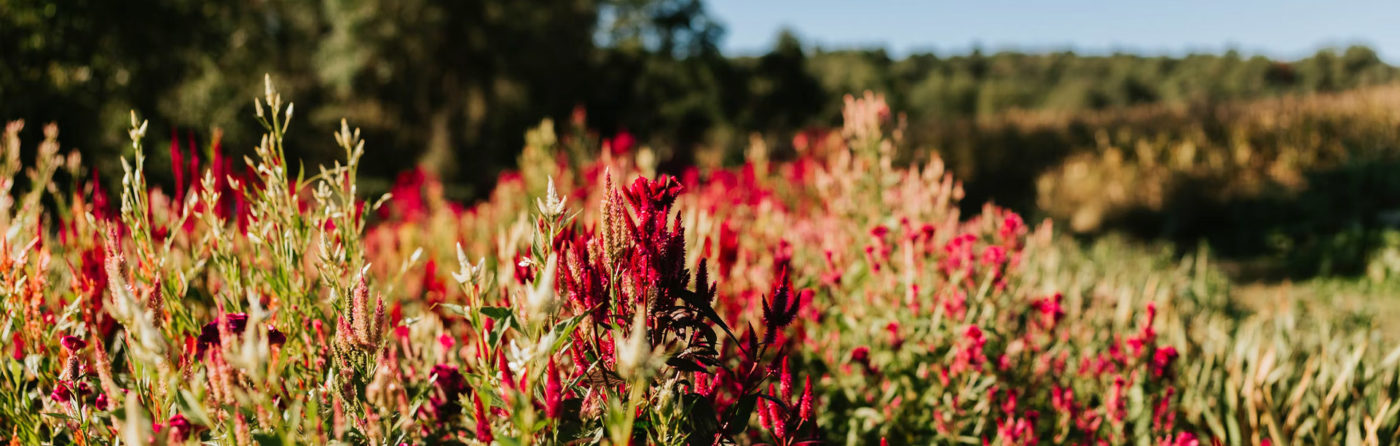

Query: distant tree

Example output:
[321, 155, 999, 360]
[736, 30, 824, 133]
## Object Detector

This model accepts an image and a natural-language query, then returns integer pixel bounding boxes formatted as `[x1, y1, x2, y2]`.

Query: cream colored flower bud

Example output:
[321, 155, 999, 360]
[614, 311, 657, 382]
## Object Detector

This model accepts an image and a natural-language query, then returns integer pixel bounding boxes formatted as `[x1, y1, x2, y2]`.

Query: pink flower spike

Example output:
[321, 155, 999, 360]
[799, 376, 814, 421]
[473, 394, 493, 442]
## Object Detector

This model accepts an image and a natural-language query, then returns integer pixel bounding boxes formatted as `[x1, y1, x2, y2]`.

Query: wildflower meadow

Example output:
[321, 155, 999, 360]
[2, 77, 1398, 445]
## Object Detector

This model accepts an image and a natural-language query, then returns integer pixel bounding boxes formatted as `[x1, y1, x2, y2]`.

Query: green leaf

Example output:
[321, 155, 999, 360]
[438, 303, 470, 317]
[548, 313, 587, 353]
[252, 431, 282, 446]
[481, 306, 514, 321]
[295, 160, 306, 190]
[722, 393, 759, 436]
[682, 393, 720, 439]
[175, 389, 214, 427]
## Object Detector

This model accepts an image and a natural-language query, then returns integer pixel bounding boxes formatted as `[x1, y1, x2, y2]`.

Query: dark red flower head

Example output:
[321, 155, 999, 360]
[762, 270, 801, 341]
[473, 394, 493, 442]
[50, 382, 72, 403]
[544, 357, 563, 419]
[607, 131, 636, 155]
[60, 336, 86, 352]
[197, 313, 285, 357]
[429, 364, 469, 421]
[167, 414, 196, 442]
[432, 364, 468, 397]
[1152, 346, 1180, 378]
[623, 175, 685, 214]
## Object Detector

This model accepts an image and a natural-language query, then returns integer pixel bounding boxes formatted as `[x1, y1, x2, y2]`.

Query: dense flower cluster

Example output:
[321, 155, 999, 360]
[0, 78, 1397, 445]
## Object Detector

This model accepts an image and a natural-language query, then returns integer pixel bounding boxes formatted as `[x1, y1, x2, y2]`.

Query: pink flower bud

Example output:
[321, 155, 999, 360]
[798, 376, 814, 421]
[779, 357, 793, 403]
[545, 358, 563, 419]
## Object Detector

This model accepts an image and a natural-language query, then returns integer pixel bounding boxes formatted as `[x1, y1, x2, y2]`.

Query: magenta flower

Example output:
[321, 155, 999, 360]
[60, 336, 86, 352]
[1034, 293, 1066, 329]
[432, 364, 467, 397]
[472, 394, 493, 442]
[544, 357, 563, 420]
[167, 414, 194, 442]
[11, 334, 23, 361]
[429, 364, 468, 421]
[762, 271, 801, 342]
[1152, 346, 1180, 378]
[50, 382, 72, 403]
[798, 376, 814, 422]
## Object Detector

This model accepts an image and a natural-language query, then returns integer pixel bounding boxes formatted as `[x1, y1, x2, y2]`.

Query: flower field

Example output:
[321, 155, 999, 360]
[2, 79, 1398, 445]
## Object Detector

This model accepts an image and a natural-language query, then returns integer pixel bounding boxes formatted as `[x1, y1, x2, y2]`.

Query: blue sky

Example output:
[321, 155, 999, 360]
[707, 1, 1400, 62]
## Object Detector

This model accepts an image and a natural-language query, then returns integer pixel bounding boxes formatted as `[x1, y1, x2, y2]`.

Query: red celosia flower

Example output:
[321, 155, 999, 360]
[1051, 386, 1075, 415]
[850, 346, 873, 374]
[773, 239, 794, 277]
[11, 334, 24, 360]
[870, 225, 889, 239]
[378, 169, 431, 222]
[886, 322, 903, 349]
[90, 167, 113, 220]
[513, 252, 535, 284]
[1107, 376, 1128, 422]
[942, 290, 967, 321]
[1152, 346, 1179, 378]
[430, 364, 468, 420]
[718, 220, 740, 274]
[606, 131, 635, 155]
[779, 358, 794, 402]
[167, 414, 194, 442]
[999, 213, 1025, 242]
[623, 176, 685, 222]
[432, 364, 468, 397]
[421, 258, 447, 302]
[196, 313, 285, 357]
[1128, 303, 1159, 356]
[60, 336, 86, 352]
[1033, 293, 1066, 330]
[544, 357, 563, 420]
[940, 233, 978, 276]
[758, 394, 772, 431]
[1162, 432, 1200, 446]
[472, 394, 493, 442]
[496, 349, 515, 391]
[50, 382, 72, 403]
[798, 376, 814, 421]
[822, 250, 843, 286]
[762, 271, 801, 342]
[980, 245, 1007, 267]
[1154, 386, 1177, 431]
